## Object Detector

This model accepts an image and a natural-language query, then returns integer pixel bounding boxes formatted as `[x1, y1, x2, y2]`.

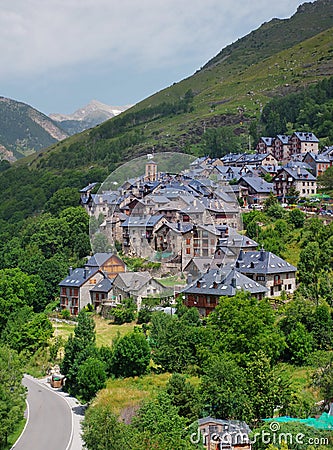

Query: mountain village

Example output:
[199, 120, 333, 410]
[59, 130, 332, 318]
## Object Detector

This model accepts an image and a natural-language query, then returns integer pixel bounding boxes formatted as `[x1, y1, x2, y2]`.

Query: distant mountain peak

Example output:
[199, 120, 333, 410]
[49, 100, 132, 123]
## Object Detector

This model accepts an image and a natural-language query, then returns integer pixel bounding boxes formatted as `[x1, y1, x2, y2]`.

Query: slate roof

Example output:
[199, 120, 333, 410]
[85, 253, 114, 268]
[156, 221, 194, 234]
[181, 266, 268, 297]
[188, 180, 212, 196]
[90, 277, 113, 293]
[279, 166, 316, 181]
[221, 153, 243, 164]
[182, 202, 206, 214]
[304, 152, 330, 163]
[214, 166, 243, 181]
[90, 192, 119, 205]
[260, 165, 279, 174]
[201, 197, 240, 213]
[238, 153, 275, 165]
[121, 214, 164, 228]
[239, 176, 274, 193]
[236, 248, 297, 274]
[321, 146, 333, 157]
[113, 271, 153, 292]
[190, 156, 209, 166]
[79, 182, 98, 193]
[198, 417, 251, 445]
[259, 137, 274, 146]
[59, 268, 99, 287]
[216, 229, 258, 249]
[275, 134, 290, 144]
[145, 195, 170, 205]
[183, 257, 215, 274]
[284, 161, 313, 171]
[293, 131, 319, 143]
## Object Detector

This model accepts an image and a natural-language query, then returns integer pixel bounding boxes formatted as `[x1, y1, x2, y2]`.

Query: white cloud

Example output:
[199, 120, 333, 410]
[0, 0, 304, 79]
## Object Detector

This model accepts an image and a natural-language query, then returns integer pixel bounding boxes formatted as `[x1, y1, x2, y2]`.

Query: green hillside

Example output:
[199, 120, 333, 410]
[1, 0, 333, 223]
[22, 0, 333, 175]
[0, 97, 68, 160]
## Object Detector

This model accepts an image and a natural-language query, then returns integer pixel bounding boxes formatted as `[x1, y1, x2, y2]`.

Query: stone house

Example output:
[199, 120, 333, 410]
[181, 266, 268, 316]
[256, 137, 274, 155]
[303, 152, 331, 177]
[238, 175, 274, 205]
[273, 134, 290, 163]
[59, 267, 104, 315]
[121, 214, 166, 257]
[197, 417, 252, 450]
[112, 271, 168, 309]
[289, 131, 319, 157]
[235, 248, 297, 297]
[273, 166, 317, 200]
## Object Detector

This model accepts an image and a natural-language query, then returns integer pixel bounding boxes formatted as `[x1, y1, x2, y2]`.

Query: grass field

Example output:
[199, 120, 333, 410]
[93, 372, 200, 421]
[52, 315, 137, 347]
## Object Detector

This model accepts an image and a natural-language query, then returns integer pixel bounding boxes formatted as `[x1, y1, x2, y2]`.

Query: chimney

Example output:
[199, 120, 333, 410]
[69, 266, 73, 276]
[259, 247, 266, 261]
[231, 277, 237, 289]
[215, 269, 222, 284]
[187, 273, 193, 285]
[238, 249, 244, 261]
[83, 267, 89, 279]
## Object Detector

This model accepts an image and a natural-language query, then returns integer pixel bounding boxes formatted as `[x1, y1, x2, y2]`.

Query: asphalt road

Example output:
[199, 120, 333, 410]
[13, 376, 73, 450]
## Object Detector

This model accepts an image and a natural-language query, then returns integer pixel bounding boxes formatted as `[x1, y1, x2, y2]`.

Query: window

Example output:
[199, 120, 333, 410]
[186, 238, 191, 245]
[186, 247, 191, 255]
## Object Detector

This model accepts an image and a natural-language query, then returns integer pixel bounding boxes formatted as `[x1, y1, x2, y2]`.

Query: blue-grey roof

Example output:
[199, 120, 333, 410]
[121, 214, 164, 228]
[190, 156, 209, 166]
[304, 152, 330, 163]
[215, 165, 243, 181]
[236, 249, 297, 274]
[198, 417, 251, 443]
[238, 153, 275, 164]
[156, 221, 194, 234]
[188, 180, 212, 196]
[90, 192, 119, 205]
[79, 182, 98, 193]
[90, 278, 113, 293]
[293, 131, 319, 143]
[85, 253, 115, 268]
[59, 268, 99, 287]
[279, 166, 316, 181]
[239, 176, 274, 193]
[321, 146, 333, 157]
[276, 134, 290, 144]
[181, 266, 268, 296]
[284, 161, 313, 171]
[221, 153, 243, 163]
[259, 137, 274, 146]
[260, 165, 279, 174]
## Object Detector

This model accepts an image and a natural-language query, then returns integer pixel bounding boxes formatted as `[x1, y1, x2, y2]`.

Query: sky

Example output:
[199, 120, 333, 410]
[0, 0, 307, 115]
